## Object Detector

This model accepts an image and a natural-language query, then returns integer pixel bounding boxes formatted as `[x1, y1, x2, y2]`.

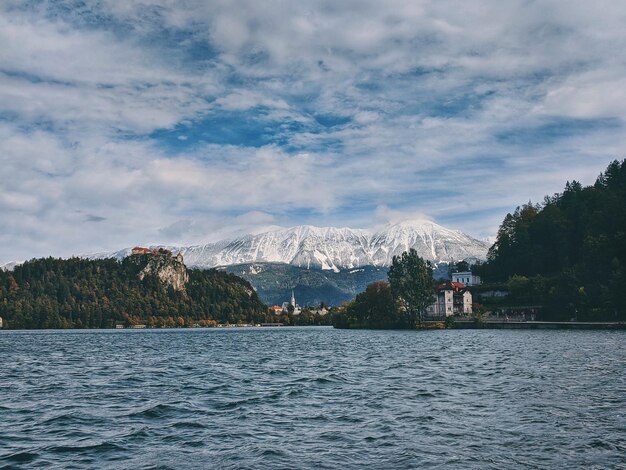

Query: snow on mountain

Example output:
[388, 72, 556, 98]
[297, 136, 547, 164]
[0, 261, 22, 271]
[154, 219, 489, 270]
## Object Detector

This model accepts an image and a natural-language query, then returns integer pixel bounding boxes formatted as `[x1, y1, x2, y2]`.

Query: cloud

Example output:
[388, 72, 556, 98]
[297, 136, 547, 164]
[1, 0, 625, 262]
[84, 214, 107, 223]
[373, 206, 434, 225]
[214, 90, 290, 111]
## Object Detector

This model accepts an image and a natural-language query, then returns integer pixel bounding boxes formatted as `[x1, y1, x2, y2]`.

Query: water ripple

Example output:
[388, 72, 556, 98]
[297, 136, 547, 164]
[0, 328, 625, 469]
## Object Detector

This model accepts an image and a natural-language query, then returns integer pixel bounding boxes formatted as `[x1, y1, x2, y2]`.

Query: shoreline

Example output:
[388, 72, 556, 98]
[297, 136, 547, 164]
[2, 322, 626, 331]
[447, 320, 626, 330]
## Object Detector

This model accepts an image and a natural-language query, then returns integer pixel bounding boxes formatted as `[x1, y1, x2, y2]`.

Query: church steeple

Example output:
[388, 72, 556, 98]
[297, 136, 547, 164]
[290, 290, 296, 307]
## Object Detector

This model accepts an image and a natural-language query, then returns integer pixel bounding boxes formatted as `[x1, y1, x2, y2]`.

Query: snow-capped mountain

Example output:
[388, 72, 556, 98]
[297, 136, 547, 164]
[102, 219, 488, 271]
[0, 261, 22, 272]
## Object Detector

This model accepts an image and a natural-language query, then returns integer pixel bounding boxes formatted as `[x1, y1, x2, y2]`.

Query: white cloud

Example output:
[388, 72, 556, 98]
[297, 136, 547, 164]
[1, 0, 625, 262]
[215, 90, 290, 111]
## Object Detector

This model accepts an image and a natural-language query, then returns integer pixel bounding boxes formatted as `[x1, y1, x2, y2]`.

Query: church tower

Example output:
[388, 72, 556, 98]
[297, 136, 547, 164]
[290, 290, 296, 308]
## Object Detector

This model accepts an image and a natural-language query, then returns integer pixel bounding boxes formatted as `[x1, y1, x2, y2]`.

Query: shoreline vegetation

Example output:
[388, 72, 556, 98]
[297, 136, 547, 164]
[333, 159, 626, 330]
[0, 255, 332, 330]
[473, 159, 626, 323]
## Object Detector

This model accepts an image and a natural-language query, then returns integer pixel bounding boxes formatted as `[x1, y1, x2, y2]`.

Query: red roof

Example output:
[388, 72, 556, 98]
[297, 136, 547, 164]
[437, 281, 466, 291]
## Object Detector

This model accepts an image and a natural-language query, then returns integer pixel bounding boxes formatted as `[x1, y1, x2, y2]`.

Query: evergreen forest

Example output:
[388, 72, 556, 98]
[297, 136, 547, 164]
[476, 159, 626, 321]
[0, 256, 268, 328]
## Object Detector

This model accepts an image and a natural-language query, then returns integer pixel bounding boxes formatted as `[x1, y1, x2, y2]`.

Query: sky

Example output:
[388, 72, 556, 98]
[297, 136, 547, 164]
[1, 0, 626, 264]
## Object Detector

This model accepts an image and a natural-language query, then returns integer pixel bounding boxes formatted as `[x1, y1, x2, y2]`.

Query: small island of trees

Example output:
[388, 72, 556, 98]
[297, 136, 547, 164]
[332, 249, 435, 329]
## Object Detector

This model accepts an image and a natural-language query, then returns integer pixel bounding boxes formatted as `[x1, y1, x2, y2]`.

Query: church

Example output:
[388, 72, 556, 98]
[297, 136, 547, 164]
[281, 291, 301, 315]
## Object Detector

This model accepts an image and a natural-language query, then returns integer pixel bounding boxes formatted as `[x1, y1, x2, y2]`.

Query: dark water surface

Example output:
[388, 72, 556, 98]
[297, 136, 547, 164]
[1, 328, 624, 469]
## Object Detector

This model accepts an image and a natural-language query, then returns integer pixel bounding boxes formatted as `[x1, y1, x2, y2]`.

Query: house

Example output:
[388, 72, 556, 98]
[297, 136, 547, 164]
[428, 281, 473, 317]
[269, 305, 283, 315]
[452, 271, 481, 286]
[310, 307, 329, 316]
[132, 246, 153, 255]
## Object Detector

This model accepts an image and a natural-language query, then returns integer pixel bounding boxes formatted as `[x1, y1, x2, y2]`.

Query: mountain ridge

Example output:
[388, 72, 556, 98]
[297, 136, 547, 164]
[91, 219, 489, 271]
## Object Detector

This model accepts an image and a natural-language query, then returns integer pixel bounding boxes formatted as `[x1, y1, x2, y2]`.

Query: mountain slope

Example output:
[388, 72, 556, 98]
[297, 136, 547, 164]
[220, 263, 390, 307]
[174, 219, 488, 270]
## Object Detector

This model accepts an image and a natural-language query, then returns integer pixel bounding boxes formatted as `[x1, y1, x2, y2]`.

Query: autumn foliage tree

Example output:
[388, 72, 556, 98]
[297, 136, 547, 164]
[339, 281, 400, 329]
[333, 249, 435, 329]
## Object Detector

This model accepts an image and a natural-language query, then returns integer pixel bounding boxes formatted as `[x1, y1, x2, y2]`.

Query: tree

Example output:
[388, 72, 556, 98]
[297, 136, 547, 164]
[455, 260, 470, 272]
[481, 158, 626, 321]
[388, 249, 435, 328]
[0, 257, 268, 329]
[340, 281, 400, 329]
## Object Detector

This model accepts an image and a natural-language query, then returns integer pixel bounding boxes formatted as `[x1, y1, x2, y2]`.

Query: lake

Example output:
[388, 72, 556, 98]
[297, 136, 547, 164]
[1, 328, 624, 469]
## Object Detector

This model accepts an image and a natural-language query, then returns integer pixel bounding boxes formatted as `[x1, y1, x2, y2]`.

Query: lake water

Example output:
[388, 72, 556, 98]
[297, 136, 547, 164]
[1, 328, 624, 469]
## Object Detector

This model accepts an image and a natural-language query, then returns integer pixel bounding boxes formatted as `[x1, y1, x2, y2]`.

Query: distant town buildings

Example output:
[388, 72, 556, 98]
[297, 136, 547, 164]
[452, 271, 481, 286]
[428, 281, 473, 317]
[309, 307, 329, 316]
[270, 301, 328, 317]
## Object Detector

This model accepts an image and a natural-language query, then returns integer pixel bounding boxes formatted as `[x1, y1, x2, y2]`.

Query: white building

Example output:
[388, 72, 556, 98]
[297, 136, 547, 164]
[281, 290, 301, 315]
[452, 271, 481, 286]
[310, 307, 329, 316]
[428, 281, 473, 317]
[0, 316, 3, 328]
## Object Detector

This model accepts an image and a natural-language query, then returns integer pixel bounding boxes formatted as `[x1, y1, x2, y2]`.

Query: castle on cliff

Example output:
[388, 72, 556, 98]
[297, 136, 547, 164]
[132, 246, 183, 263]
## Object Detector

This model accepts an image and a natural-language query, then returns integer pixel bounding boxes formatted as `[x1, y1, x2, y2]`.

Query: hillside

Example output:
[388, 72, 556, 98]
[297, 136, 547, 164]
[220, 263, 388, 307]
[0, 255, 267, 329]
[479, 159, 626, 321]
[221, 261, 454, 307]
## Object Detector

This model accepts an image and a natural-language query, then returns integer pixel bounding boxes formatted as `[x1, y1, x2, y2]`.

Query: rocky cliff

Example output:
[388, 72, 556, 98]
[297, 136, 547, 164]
[136, 254, 189, 293]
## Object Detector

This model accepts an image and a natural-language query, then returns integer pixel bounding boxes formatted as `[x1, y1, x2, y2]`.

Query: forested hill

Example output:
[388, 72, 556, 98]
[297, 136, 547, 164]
[0, 255, 267, 329]
[478, 159, 626, 321]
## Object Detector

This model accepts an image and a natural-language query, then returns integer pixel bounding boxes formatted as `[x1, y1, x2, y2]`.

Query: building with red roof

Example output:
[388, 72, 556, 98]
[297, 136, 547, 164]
[428, 280, 473, 317]
[131, 246, 175, 257]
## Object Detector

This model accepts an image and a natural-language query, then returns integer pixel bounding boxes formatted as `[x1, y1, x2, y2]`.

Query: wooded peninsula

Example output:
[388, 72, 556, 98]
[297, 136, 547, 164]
[0, 255, 270, 329]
